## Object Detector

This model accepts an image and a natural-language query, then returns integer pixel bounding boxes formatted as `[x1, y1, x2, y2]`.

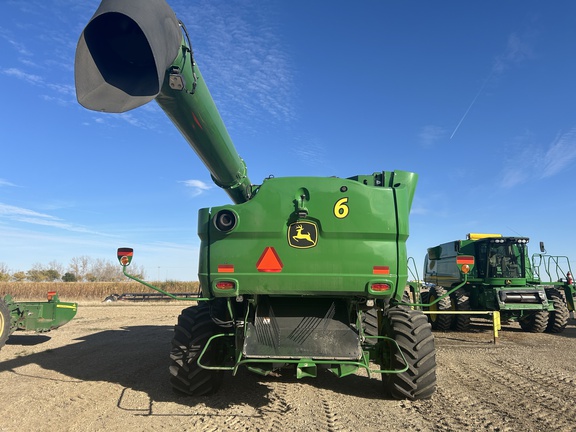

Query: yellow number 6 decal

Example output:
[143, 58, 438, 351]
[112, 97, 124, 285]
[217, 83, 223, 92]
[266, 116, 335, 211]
[334, 197, 349, 219]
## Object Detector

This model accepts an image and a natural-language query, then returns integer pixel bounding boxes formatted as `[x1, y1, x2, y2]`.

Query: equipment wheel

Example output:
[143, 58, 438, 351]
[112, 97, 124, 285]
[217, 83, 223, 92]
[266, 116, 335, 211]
[362, 308, 379, 344]
[451, 289, 471, 331]
[422, 286, 453, 330]
[169, 301, 229, 395]
[362, 290, 411, 344]
[380, 305, 436, 400]
[0, 299, 10, 350]
[545, 288, 569, 333]
[519, 310, 548, 333]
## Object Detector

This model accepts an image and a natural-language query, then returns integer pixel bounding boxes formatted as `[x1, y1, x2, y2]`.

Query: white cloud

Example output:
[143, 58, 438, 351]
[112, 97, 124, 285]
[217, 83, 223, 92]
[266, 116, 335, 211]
[541, 128, 576, 178]
[499, 127, 576, 188]
[418, 125, 446, 148]
[492, 33, 534, 75]
[0, 202, 102, 234]
[171, 0, 296, 129]
[0, 179, 18, 187]
[2, 67, 43, 84]
[180, 179, 212, 197]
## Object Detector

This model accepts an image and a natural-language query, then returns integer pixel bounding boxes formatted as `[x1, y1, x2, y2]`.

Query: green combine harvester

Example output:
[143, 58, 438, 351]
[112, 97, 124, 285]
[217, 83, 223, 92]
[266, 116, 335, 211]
[0, 292, 77, 350]
[421, 233, 573, 333]
[75, 0, 436, 400]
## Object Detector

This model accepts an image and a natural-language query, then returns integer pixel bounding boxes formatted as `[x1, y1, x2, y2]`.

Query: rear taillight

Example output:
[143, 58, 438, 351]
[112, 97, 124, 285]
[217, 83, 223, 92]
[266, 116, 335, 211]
[371, 283, 391, 292]
[215, 281, 235, 290]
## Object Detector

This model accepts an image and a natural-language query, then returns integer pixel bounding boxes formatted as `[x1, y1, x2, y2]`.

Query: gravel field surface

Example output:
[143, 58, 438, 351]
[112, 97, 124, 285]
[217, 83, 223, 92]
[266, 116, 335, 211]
[1, 303, 575, 432]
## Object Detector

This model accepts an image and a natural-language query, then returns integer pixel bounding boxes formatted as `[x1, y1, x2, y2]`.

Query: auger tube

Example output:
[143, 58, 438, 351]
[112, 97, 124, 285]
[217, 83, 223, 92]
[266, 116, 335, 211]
[75, 0, 252, 203]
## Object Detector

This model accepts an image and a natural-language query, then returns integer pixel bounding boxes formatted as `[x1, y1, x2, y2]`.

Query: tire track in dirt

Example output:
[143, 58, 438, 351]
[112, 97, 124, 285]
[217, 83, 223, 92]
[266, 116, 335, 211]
[321, 396, 340, 432]
[422, 350, 576, 432]
[481, 356, 576, 431]
[252, 378, 345, 431]
[412, 361, 511, 432]
[256, 381, 293, 430]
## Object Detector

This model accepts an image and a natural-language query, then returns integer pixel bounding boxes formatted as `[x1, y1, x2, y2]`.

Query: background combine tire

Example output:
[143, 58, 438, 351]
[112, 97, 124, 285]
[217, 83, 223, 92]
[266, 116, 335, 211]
[169, 302, 226, 396]
[0, 299, 10, 350]
[519, 310, 549, 333]
[545, 288, 569, 333]
[451, 290, 471, 332]
[422, 286, 453, 330]
[380, 305, 436, 400]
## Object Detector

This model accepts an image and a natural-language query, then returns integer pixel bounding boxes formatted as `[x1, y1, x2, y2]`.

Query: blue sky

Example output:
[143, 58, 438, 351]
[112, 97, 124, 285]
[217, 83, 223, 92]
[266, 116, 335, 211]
[1, 0, 576, 281]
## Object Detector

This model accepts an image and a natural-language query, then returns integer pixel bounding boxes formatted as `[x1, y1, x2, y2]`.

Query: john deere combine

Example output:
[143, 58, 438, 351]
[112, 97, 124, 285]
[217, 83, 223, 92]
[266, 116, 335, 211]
[0, 292, 77, 350]
[421, 233, 571, 333]
[75, 0, 435, 399]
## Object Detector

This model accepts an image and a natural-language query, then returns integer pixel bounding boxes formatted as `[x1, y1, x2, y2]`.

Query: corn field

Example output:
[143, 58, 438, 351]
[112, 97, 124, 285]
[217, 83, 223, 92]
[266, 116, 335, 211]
[0, 281, 200, 301]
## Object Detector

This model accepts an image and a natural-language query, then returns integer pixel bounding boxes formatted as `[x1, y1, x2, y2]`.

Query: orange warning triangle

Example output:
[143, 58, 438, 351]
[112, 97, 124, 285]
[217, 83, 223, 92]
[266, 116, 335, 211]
[256, 247, 283, 273]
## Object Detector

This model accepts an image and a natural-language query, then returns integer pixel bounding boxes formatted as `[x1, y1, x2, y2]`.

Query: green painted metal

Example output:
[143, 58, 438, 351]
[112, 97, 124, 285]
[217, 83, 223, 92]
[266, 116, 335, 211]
[199, 173, 417, 300]
[75, 0, 435, 400]
[0, 294, 77, 349]
[531, 253, 575, 313]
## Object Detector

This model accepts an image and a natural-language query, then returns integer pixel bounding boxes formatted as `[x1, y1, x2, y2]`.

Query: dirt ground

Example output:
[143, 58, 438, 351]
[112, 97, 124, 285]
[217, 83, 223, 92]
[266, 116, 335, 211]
[0, 302, 575, 432]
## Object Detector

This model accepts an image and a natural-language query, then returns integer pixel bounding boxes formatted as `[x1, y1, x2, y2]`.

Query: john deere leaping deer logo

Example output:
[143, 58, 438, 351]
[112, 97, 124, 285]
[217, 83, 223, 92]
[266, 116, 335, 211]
[288, 221, 318, 249]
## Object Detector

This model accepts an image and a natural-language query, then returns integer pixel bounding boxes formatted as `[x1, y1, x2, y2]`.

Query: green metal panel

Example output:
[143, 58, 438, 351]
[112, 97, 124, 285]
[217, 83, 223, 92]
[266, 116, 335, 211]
[199, 173, 417, 300]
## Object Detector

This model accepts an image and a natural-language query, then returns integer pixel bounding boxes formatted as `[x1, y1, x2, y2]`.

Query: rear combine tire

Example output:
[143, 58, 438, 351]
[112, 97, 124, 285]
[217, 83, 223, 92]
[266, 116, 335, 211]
[545, 288, 569, 333]
[169, 302, 228, 396]
[362, 290, 410, 344]
[380, 305, 436, 400]
[422, 286, 453, 330]
[0, 299, 10, 350]
[362, 308, 379, 345]
[519, 310, 549, 333]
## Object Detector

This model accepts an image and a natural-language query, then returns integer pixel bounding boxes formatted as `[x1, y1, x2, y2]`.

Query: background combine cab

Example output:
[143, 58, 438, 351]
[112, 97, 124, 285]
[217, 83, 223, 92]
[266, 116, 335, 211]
[0, 292, 77, 350]
[418, 233, 571, 333]
[75, 0, 435, 400]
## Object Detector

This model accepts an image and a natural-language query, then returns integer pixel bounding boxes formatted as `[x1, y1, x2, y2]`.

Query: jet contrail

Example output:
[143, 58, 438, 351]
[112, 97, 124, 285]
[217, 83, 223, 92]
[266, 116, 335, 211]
[450, 70, 494, 140]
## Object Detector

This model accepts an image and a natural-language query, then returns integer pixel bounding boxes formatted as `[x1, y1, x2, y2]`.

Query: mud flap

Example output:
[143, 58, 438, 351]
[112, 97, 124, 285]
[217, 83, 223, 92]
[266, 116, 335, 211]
[243, 297, 361, 360]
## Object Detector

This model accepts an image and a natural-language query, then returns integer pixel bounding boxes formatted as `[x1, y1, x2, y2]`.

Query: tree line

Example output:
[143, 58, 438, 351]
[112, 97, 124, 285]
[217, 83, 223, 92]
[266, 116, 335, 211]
[0, 256, 145, 282]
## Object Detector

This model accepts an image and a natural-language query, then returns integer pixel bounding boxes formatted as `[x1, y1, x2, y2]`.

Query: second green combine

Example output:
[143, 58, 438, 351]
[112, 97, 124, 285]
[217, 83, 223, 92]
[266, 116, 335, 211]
[419, 233, 572, 333]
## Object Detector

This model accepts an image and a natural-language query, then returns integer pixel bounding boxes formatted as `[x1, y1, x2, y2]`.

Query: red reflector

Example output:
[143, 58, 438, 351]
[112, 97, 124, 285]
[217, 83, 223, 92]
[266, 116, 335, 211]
[371, 283, 391, 291]
[218, 264, 235, 273]
[215, 281, 235, 290]
[256, 247, 283, 272]
[373, 266, 390, 275]
[457, 256, 474, 265]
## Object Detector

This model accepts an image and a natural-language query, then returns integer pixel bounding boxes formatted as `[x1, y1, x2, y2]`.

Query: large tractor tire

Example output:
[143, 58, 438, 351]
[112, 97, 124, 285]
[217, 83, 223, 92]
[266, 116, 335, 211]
[169, 302, 229, 396]
[380, 305, 436, 400]
[545, 288, 569, 333]
[362, 290, 411, 344]
[422, 286, 453, 330]
[451, 289, 471, 332]
[519, 310, 549, 333]
[362, 308, 379, 345]
[0, 299, 10, 350]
